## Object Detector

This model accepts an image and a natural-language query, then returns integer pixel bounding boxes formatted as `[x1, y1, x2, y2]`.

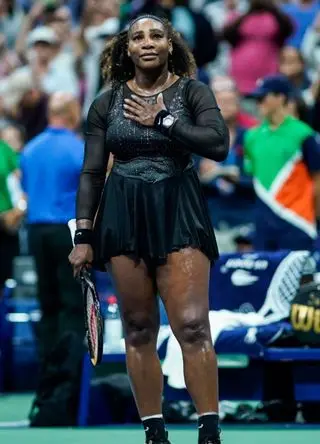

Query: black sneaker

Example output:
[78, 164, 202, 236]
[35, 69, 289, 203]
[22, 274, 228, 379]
[146, 431, 171, 444]
[199, 431, 222, 444]
[146, 440, 171, 444]
[199, 439, 221, 444]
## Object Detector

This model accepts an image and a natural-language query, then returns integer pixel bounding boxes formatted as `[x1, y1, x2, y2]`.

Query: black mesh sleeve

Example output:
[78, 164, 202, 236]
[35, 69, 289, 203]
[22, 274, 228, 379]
[76, 92, 111, 221]
[170, 79, 229, 161]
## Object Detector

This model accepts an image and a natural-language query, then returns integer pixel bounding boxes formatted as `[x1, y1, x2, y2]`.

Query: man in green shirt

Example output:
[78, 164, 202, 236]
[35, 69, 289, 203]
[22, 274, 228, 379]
[0, 139, 25, 291]
[244, 74, 320, 251]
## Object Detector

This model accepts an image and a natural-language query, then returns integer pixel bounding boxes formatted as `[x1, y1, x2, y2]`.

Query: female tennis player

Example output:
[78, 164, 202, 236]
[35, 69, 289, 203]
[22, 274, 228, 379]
[69, 14, 229, 444]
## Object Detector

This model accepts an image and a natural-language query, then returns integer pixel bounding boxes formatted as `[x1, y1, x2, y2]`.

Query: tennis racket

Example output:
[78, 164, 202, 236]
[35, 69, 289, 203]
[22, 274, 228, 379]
[258, 251, 312, 323]
[68, 219, 104, 366]
[77, 268, 104, 366]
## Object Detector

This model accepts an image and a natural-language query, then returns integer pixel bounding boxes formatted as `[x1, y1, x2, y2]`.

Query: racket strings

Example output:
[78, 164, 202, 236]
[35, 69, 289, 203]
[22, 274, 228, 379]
[277, 261, 303, 309]
[78, 271, 104, 366]
[86, 289, 98, 356]
[261, 252, 310, 320]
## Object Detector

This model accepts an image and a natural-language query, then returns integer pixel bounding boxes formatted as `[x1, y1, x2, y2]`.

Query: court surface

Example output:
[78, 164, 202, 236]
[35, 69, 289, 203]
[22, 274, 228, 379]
[0, 426, 319, 444]
[0, 395, 320, 444]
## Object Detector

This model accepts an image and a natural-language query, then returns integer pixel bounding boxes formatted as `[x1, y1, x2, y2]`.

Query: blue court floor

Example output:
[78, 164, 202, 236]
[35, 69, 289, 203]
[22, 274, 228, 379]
[0, 394, 319, 444]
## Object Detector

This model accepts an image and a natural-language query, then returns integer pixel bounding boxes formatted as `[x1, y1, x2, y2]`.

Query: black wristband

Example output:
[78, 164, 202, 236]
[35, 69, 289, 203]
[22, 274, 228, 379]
[74, 229, 94, 245]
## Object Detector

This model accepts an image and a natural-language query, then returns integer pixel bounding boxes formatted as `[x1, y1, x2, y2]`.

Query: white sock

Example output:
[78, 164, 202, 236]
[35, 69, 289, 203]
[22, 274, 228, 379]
[199, 411, 219, 417]
[141, 414, 163, 421]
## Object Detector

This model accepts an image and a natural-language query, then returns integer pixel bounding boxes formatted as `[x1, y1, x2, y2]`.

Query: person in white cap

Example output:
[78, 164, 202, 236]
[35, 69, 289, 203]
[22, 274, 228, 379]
[14, 3, 80, 98]
[26, 26, 80, 97]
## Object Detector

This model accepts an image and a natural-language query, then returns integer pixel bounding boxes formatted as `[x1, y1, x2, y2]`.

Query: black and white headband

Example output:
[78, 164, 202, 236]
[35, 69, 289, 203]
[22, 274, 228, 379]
[128, 14, 167, 31]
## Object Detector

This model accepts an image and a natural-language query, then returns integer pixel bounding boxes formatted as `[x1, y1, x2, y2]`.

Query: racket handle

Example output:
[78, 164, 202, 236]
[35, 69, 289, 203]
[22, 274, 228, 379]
[68, 219, 77, 247]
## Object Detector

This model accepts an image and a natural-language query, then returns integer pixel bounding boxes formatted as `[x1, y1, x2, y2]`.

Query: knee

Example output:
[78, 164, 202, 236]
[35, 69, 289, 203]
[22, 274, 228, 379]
[175, 316, 211, 347]
[123, 314, 158, 348]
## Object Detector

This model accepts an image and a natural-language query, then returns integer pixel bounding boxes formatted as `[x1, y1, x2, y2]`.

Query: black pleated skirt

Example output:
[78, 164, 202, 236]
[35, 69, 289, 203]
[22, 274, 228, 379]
[92, 163, 219, 271]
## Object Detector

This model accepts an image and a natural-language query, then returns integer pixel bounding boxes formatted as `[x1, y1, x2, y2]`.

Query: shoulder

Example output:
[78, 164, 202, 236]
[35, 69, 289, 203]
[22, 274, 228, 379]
[183, 78, 218, 106]
[184, 78, 213, 95]
[87, 88, 116, 126]
[245, 124, 264, 139]
[281, 4, 294, 13]
[66, 132, 84, 148]
[243, 125, 264, 150]
[287, 117, 314, 140]
[90, 88, 115, 114]
[23, 132, 49, 156]
[0, 140, 14, 156]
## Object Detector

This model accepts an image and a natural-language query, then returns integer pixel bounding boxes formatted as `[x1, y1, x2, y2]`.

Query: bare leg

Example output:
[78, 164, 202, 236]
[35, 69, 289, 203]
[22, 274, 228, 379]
[156, 248, 219, 414]
[108, 256, 162, 417]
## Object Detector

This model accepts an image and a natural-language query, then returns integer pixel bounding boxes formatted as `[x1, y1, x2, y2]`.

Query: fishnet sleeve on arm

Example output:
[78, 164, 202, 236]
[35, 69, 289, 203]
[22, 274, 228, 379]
[170, 79, 229, 162]
[76, 92, 112, 221]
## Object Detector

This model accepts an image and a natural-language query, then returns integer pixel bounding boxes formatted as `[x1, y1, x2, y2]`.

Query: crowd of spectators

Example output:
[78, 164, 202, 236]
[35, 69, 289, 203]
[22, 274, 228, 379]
[1, 0, 320, 288]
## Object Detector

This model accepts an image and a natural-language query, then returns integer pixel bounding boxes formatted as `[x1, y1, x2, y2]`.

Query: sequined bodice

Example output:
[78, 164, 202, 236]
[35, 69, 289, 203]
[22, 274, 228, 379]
[106, 78, 192, 163]
[76, 77, 229, 219]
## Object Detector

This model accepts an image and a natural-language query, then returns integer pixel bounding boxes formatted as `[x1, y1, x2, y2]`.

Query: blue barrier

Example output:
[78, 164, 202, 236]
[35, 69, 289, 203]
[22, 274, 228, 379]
[1, 250, 320, 425]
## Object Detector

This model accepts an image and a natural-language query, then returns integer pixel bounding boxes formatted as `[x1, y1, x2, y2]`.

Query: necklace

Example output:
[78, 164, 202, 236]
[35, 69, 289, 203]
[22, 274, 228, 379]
[131, 72, 175, 97]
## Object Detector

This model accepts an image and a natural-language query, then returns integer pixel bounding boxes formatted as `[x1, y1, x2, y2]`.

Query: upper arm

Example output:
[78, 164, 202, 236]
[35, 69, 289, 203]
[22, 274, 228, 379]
[83, 93, 111, 175]
[302, 134, 320, 175]
[186, 80, 226, 128]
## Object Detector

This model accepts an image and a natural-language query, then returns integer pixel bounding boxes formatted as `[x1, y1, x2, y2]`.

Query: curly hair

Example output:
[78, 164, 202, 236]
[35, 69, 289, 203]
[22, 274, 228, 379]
[100, 15, 197, 86]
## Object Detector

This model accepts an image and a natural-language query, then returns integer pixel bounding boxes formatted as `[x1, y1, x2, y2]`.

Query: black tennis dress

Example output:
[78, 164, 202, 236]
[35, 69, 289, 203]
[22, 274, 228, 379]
[76, 77, 229, 270]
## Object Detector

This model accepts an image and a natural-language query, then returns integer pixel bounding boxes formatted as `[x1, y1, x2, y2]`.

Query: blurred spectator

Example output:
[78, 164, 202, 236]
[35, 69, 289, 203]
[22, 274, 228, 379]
[0, 66, 48, 141]
[245, 74, 320, 251]
[83, 0, 120, 27]
[282, 0, 320, 49]
[0, 66, 33, 115]
[71, 0, 121, 112]
[279, 42, 320, 112]
[205, 0, 248, 76]
[205, 0, 248, 30]
[20, 92, 84, 361]
[198, 77, 255, 252]
[0, 32, 20, 78]
[0, 0, 24, 49]
[80, 17, 120, 117]
[279, 46, 311, 93]
[211, 75, 259, 128]
[0, 137, 25, 292]
[287, 95, 311, 124]
[16, 86, 49, 142]
[0, 122, 25, 152]
[301, 11, 320, 80]
[222, 0, 293, 95]
[19, 25, 79, 96]
[14, 3, 80, 95]
[45, 4, 74, 53]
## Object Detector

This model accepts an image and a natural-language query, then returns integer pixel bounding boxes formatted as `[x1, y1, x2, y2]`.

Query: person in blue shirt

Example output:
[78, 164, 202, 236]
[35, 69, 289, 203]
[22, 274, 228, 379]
[282, 0, 320, 49]
[20, 92, 85, 362]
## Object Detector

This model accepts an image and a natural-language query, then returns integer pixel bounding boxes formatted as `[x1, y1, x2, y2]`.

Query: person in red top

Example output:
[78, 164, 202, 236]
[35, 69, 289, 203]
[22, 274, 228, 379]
[237, 110, 259, 128]
[210, 76, 259, 128]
